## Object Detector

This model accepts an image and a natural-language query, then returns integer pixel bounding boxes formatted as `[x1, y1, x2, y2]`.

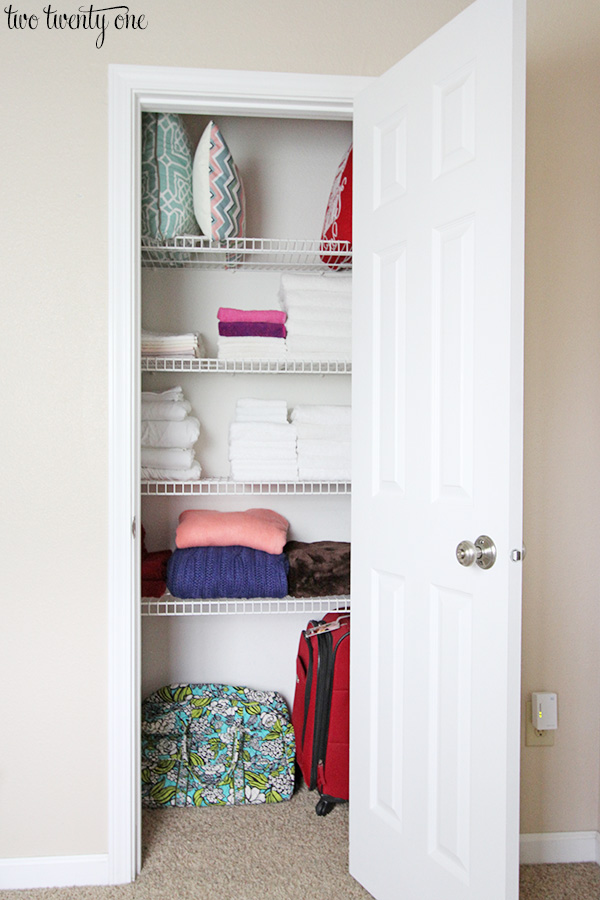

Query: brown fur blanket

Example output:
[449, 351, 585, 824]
[284, 540, 351, 597]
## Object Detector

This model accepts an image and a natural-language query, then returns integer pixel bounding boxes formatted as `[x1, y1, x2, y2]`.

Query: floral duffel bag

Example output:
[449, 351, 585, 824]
[141, 683, 296, 807]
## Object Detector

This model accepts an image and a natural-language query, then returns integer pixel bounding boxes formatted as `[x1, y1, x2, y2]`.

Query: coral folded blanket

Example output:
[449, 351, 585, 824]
[285, 540, 351, 598]
[218, 307, 287, 324]
[219, 322, 286, 338]
[175, 508, 289, 555]
[166, 546, 289, 599]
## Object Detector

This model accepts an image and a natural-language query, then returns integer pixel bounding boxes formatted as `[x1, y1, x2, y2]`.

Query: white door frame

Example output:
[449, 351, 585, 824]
[107, 64, 370, 884]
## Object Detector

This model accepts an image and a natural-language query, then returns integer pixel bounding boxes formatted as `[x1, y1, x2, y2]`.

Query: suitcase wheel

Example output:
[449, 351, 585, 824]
[315, 798, 335, 816]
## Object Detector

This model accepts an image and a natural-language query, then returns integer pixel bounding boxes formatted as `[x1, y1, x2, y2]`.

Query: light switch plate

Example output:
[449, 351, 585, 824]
[525, 700, 554, 746]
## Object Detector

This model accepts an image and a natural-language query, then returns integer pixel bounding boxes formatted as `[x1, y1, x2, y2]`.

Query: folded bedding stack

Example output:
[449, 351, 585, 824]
[142, 330, 205, 358]
[166, 508, 290, 599]
[141, 386, 202, 481]
[228, 398, 298, 482]
[279, 274, 352, 361]
[285, 540, 351, 598]
[291, 405, 351, 481]
[217, 307, 287, 360]
[141, 526, 172, 598]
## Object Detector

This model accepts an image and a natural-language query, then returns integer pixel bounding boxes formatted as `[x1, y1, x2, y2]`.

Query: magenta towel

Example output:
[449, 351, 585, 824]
[219, 322, 287, 338]
[217, 307, 287, 325]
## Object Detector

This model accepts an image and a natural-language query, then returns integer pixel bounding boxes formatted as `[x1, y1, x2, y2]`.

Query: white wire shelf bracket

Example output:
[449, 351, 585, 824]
[141, 594, 351, 617]
[140, 478, 351, 496]
[141, 236, 352, 271]
[141, 357, 352, 374]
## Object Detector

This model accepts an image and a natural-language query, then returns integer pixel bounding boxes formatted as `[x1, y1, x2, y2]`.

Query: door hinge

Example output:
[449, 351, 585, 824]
[131, 516, 137, 539]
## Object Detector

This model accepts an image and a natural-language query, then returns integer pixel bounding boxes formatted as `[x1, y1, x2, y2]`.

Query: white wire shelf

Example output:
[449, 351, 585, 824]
[141, 593, 351, 616]
[141, 357, 352, 374]
[141, 236, 352, 271]
[141, 478, 351, 496]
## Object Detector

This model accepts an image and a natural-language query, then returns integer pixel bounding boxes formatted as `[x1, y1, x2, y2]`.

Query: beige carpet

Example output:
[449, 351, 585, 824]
[1, 788, 599, 899]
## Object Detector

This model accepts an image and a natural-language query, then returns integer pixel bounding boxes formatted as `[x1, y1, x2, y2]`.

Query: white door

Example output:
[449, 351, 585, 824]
[349, 0, 525, 898]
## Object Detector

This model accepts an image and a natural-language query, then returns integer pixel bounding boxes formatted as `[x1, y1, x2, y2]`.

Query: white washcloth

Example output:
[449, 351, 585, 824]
[296, 423, 351, 441]
[298, 466, 352, 481]
[297, 440, 351, 460]
[141, 447, 196, 469]
[141, 461, 202, 481]
[229, 441, 297, 461]
[141, 331, 205, 358]
[229, 422, 297, 442]
[231, 461, 299, 481]
[279, 274, 352, 294]
[141, 417, 200, 450]
[141, 400, 192, 421]
[291, 405, 351, 425]
[141, 387, 185, 402]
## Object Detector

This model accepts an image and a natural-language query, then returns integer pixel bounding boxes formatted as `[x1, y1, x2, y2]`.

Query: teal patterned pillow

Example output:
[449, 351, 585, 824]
[141, 113, 200, 241]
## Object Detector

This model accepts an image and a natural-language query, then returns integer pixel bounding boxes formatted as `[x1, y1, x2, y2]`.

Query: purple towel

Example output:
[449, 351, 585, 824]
[218, 322, 287, 338]
[166, 545, 289, 599]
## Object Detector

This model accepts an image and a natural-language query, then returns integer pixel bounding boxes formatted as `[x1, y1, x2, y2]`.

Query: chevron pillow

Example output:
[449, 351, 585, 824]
[141, 113, 199, 241]
[193, 121, 245, 242]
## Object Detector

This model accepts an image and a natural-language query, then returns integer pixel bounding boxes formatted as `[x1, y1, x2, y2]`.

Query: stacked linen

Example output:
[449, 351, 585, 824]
[141, 386, 202, 481]
[166, 508, 290, 599]
[217, 307, 287, 360]
[229, 398, 298, 482]
[279, 274, 352, 361]
[142, 330, 205, 358]
[291, 404, 351, 481]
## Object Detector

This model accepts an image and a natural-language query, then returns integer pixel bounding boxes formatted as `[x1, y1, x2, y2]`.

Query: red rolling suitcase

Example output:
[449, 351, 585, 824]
[291, 612, 350, 815]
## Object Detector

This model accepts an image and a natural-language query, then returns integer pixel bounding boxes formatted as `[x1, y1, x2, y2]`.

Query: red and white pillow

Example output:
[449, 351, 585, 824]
[320, 144, 352, 269]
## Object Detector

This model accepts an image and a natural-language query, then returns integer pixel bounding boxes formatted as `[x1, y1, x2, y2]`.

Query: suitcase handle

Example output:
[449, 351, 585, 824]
[305, 615, 349, 638]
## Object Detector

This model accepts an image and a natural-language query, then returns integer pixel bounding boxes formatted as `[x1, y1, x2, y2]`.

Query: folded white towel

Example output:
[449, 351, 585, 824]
[229, 422, 297, 442]
[286, 308, 352, 324]
[286, 322, 352, 338]
[234, 411, 289, 423]
[141, 387, 185, 402]
[141, 331, 205, 358]
[229, 441, 298, 461]
[287, 335, 351, 353]
[141, 447, 196, 469]
[141, 400, 192, 421]
[298, 466, 352, 481]
[218, 336, 287, 360]
[141, 461, 202, 481]
[296, 423, 351, 441]
[291, 405, 351, 425]
[297, 440, 351, 459]
[231, 461, 299, 481]
[141, 417, 200, 450]
[279, 274, 352, 294]
[282, 290, 352, 310]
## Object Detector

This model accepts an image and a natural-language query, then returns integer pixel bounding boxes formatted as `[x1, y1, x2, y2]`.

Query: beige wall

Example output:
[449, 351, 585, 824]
[0, 0, 598, 861]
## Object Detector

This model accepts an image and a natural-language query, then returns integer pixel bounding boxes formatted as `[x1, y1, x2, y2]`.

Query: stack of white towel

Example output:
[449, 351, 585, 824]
[141, 386, 202, 481]
[228, 398, 298, 482]
[142, 330, 205, 358]
[279, 274, 352, 361]
[291, 404, 351, 481]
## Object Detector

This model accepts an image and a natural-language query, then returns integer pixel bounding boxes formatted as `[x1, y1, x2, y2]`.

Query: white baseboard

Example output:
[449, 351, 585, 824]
[0, 853, 110, 890]
[520, 831, 600, 865]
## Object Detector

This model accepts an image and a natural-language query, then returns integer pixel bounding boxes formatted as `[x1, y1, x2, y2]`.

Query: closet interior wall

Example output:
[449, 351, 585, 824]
[141, 114, 353, 706]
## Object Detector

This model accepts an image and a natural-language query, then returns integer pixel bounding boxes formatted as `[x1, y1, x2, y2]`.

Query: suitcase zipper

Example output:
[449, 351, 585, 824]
[313, 628, 350, 795]
[311, 629, 333, 791]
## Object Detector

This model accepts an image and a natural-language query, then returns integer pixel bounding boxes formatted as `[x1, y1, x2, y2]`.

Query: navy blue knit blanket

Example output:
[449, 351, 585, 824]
[166, 545, 289, 599]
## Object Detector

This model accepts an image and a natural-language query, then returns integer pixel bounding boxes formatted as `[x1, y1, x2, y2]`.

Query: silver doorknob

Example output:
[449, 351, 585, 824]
[456, 535, 497, 569]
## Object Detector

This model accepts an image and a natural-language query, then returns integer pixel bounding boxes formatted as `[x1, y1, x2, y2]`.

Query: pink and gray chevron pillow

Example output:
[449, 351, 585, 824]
[193, 121, 246, 241]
